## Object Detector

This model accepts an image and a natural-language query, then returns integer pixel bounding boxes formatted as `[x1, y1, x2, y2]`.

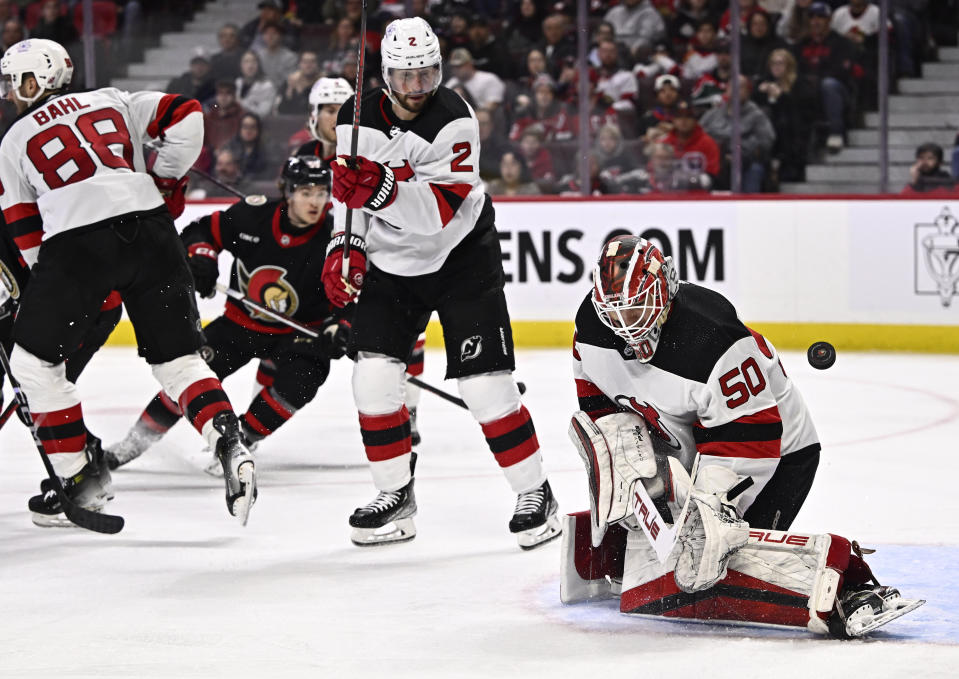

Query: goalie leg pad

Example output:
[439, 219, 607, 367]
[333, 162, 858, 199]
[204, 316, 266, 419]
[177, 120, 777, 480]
[560, 511, 627, 604]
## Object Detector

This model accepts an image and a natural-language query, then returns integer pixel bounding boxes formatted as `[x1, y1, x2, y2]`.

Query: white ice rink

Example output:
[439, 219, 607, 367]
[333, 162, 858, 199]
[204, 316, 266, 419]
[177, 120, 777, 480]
[1, 347, 958, 678]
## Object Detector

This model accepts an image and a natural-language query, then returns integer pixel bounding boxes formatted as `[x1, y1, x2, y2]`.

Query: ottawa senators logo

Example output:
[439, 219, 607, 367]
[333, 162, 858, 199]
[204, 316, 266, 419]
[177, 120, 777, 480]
[614, 396, 681, 450]
[236, 260, 299, 321]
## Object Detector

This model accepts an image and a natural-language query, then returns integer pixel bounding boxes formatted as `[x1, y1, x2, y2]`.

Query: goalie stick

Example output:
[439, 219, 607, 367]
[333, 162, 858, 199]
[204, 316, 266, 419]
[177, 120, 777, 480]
[0, 344, 124, 534]
[213, 283, 525, 410]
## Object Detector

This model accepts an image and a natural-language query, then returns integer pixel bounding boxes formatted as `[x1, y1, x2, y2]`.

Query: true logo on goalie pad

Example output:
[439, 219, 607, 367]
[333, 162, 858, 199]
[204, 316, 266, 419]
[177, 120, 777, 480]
[749, 530, 810, 547]
[633, 491, 661, 539]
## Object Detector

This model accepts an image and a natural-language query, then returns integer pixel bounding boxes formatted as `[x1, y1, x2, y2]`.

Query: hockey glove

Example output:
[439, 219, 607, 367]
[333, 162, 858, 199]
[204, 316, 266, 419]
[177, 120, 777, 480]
[187, 242, 219, 299]
[332, 156, 397, 211]
[322, 233, 367, 308]
[276, 333, 325, 359]
[321, 318, 351, 359]
[151, 173, 189, 219]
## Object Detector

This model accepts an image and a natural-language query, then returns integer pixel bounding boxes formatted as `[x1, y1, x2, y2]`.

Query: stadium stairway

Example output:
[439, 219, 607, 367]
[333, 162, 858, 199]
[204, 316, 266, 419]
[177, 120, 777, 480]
[781, 45, 959, 194]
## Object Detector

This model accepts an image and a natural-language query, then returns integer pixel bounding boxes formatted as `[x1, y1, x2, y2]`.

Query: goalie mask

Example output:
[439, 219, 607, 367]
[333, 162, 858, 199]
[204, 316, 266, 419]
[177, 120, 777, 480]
[592, 236, 679, 362]
[0, 39, 73, 106]
[307, 77, 353, 142]
[380, 17, 442, 104]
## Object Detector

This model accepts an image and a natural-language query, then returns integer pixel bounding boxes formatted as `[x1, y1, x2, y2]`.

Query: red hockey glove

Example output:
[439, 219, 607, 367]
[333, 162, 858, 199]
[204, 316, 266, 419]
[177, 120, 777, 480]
[332, 156, 397, 211]
[187, 242, 219, 299]
[151, 173, 189, 219]
[322, 233, 367, 308]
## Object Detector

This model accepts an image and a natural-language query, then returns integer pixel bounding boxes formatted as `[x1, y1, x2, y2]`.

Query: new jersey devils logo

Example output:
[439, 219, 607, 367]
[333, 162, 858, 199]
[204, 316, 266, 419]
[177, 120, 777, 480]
[614, 396, 681, 449]
[236, 261, 299, 321]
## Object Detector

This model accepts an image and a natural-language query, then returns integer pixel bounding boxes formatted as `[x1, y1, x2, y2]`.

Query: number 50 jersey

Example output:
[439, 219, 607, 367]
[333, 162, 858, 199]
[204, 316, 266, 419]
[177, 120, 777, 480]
[0, 88, 201, 265]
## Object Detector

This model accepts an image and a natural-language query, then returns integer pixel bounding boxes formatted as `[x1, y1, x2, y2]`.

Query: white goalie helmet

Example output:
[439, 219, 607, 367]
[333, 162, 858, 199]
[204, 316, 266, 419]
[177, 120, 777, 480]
[0, 39, 74, 106]
[307, 77, 353, 141]
[380, 17, 442, 100]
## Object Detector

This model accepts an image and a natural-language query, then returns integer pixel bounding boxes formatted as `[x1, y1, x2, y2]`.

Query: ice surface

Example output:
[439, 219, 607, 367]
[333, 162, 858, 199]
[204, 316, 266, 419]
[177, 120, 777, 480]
[1, 348, 957, 677]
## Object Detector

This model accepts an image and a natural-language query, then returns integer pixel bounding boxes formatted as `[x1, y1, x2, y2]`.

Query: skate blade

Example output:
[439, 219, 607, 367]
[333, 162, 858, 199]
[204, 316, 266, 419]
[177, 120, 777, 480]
[230, 462, 256, 526]
[32, 511, 84, 528]
[517, 512, 562, 550]
[351, 518, 416, 546]
[847, 598, 926, 637]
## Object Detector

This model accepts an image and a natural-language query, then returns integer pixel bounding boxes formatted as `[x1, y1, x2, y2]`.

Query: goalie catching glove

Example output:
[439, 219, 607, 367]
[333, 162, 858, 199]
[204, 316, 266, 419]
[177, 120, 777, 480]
[332, 156, 397, 211]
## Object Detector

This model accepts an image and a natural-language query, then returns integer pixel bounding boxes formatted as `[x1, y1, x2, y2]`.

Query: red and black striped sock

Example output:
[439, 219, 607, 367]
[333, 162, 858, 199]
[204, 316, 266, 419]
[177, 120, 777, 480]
[33, 403, 87, 457]
[480, 405, 540, 468]
[177, 377, 232, 434]
[255, 360, 277, 389]
[242, 387, 296, 443]
[359, 406, 412, 463]
[140, 391, 182, 434]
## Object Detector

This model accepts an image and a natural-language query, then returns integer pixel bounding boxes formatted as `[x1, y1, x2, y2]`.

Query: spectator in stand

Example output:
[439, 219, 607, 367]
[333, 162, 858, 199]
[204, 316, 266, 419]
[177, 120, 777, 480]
[638, 73, 681, 141]
[240, 0, 299, 52]
[477, 108, 510, 181]
[487, 150, 542, 196]
[633, 42, 682, 82]
[595, 38, 639, 116]
[754, 48, 816, 182]
[720, 0, 758, 36]
[30, 1, 77, 46]
[318, 17, 357, 76]
[663, 99, 721, 182]
[558, 154, 604, 196]
[691, 37, 732, 108]
[518, 124, 556, 187]
[444, 11, 472, 52]
[235, 49, 277, 118]
[671, 0, 720, 58]
[604, 0, 666, 60]
[701, 75, 777, 192]
[204, 80, 248, 155]
[795, 2, 859, 153]
[777, 0, 815, 44]
[594, 123, 638, 179]
[563, 69, 620, 141]
[537, 13, 577, 79]
[255, 21, 299, 90]
[741, 8, 787, 78]
[903, 142, 956, 194]
[0, 0, 15, 25]
[682, 20, 720, 80]
[516, 48, 549, 96]
[505, 0, 545, 56]
[831, 0, 881, 103]
[166, 51, 216, 104]
[890, 0, 927, 79]
[466, 14, 513, 80]
[277, 50, 321, 114]
[1, 17, 25, 54]
[225, 112, 267, 181]
[510, 74, 571, 142]
[210, 23, 244, 83]
[447, 48, 506, 111]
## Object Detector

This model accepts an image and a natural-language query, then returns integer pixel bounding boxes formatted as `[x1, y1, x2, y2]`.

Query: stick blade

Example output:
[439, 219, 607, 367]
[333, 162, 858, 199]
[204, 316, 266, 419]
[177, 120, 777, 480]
[63, 501, 125, 534]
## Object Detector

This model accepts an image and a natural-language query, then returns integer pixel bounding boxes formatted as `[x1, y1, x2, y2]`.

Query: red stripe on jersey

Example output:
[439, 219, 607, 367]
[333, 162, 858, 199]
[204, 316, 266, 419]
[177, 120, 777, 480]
[99, 291, 122, 311]
[243, 411, 271, 436]
[147, 95, 201, 138]
[697, 439, 780, 459]
[14, 229, 42, 251]
[428, 183, 471, 228]
[365, 439, 410, 462]
[210, 211, 224, 250]
[575, 379, 604, 398]
[261, 388, 293, 418]
[359, 407, 409, 432]
[735, 406, 782, 425]
[3, 202, 40, 222]
[747, 327, 774, 359]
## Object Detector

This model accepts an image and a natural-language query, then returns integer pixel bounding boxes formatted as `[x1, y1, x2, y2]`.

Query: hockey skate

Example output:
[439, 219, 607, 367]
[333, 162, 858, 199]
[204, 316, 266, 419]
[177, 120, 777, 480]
[509, 480, 561, 550]
[203, 431, 258, 477]
[104, 422, 163, 469]
[212, 412, 257, 526]
[349, 453, 417, 546]
[829, 584, 925, 638]
[30, 435, 114, 528]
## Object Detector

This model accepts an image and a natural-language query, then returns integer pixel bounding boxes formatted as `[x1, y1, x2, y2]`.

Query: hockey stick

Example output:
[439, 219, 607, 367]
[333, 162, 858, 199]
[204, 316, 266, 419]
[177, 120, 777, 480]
[0, 400, 18, 431]
[339, 0, 368, 281]
[0, 344, 124, 534]
[187, 167, 265, 203]
[214, 283, 525, 409]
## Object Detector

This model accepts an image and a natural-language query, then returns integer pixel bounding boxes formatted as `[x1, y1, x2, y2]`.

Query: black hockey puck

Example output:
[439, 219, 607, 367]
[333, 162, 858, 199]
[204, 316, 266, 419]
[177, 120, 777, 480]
[807, 341, 836, 370]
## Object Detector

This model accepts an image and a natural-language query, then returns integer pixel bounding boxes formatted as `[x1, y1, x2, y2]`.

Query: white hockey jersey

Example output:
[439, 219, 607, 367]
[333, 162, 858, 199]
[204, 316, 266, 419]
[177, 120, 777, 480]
[573, 283, 819, 515]
[0, 88, 202, 265]
[332, 86, 488, 276]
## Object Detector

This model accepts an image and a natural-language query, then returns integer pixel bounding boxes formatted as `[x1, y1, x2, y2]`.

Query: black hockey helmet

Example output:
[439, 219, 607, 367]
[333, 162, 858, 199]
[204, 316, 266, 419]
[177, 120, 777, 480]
[281, 155, 330, 195]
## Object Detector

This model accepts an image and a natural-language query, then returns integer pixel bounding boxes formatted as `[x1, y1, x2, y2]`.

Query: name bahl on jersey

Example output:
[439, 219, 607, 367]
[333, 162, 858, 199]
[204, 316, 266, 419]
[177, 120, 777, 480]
[333, 86, 488, 276]
[180, 197, 336, 333]
[572, 282, 820, 514]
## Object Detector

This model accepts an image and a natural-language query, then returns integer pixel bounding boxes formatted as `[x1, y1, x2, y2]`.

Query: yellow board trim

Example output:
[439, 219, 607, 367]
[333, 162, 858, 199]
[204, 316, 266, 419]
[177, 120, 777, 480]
[105, 319, 959, 354]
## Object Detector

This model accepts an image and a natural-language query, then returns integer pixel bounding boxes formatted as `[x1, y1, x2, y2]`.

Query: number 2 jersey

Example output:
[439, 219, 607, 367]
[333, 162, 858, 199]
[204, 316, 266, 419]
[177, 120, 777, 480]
[0, 88, 202, 266]
[333, 86, 489, 276]
[573, 282, 820, 515]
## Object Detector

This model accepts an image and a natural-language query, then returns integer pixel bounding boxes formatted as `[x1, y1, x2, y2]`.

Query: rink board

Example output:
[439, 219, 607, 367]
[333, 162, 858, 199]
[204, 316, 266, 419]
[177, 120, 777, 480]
[104, 196, 959, 352]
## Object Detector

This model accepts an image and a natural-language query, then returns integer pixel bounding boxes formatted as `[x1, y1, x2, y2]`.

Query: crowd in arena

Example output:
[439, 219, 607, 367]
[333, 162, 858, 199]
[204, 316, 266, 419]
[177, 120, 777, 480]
[0, 0, 956, 194]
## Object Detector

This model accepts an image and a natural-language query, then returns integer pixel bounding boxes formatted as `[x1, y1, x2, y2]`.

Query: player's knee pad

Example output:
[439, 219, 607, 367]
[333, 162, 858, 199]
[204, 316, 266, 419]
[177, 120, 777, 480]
[151, 352, 217, 404]
[456, 371, 521, 423]
[353, 352, 407, 414]
[9, 345, 79, 412]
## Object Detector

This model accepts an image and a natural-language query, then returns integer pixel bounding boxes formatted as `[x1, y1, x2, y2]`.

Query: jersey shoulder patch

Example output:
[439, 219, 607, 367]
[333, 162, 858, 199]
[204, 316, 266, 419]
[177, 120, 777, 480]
[650, 283, 750, 383]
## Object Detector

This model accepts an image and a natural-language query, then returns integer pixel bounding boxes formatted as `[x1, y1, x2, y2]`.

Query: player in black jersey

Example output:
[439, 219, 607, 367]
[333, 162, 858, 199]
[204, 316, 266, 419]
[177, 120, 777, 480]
[104, 156, 350, 469]
[323, 17, 559, 549]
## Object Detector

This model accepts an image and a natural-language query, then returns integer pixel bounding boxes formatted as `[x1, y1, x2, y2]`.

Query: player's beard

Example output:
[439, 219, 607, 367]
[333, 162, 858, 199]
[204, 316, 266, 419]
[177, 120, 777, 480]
[394, 91, 431, 115]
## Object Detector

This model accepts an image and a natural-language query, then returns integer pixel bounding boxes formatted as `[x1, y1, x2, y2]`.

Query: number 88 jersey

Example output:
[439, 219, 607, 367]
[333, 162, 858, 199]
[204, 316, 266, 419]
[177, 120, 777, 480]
[0, 88, 202, 265]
